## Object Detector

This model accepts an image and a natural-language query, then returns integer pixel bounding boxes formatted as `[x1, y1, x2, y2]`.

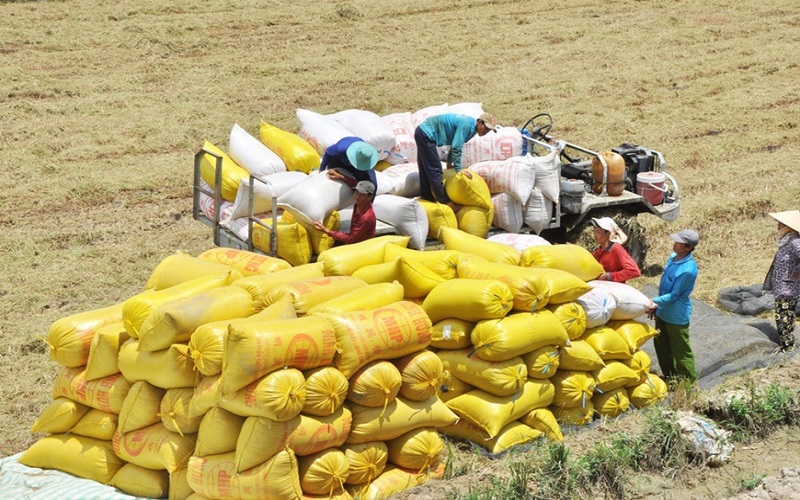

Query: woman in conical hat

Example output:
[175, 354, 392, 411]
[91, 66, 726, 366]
[763, 210, 800, 352]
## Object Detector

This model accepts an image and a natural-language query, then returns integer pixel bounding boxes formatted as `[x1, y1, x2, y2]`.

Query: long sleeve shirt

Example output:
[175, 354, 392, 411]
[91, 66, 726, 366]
[653, 252, 698, 325]
[417, 113, 477, 171]
[319, 136, 378, 187]
[328, 204, 376, 245]
[592, 243, 641, 283]
[764, 233, 800, 299]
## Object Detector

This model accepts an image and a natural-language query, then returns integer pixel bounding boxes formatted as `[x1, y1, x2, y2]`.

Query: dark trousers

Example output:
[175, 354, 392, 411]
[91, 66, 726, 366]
[414, 127, 450, 204]
[653, 317, 698, 383]
[775, 298, 797, 350]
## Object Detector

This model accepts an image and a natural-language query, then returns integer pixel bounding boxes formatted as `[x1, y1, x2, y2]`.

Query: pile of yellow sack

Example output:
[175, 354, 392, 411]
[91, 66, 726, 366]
[22, 233, 667, 499]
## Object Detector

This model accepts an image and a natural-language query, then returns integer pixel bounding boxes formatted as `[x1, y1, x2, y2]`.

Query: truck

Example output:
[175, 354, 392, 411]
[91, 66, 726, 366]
[192, 112, 680, 268]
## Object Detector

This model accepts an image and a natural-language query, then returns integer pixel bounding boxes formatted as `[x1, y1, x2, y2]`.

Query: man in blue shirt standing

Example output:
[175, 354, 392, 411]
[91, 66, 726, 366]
[647, 229, 700, 383]
[414, 112, 497, 211]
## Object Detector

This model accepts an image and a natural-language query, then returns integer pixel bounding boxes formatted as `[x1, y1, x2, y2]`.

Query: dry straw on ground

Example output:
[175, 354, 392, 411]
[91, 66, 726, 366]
[1, 0, 798, 466]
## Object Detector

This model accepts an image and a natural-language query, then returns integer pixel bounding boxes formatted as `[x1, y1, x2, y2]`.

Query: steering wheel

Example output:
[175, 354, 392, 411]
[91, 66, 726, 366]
[520, 113, 553, 140]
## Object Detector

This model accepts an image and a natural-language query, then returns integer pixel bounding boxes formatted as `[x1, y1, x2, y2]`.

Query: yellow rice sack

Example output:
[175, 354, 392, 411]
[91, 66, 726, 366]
[297, 448, 350, 496]
[551, 401, 595, 426]
[317, 235, 411, 276]
[593, 386, 631, 417]
[550, 370, 596, 409]
[170, 467, 194, 500]
[265, 276, 368, 315]
[558, 340, 605, 371]
[110, 463, 170, 499]
[47, 301, 124, 368]
[456, 254, 550, 312]
[20, 434, 124, 484]
[436, 348, 527, 397]
[85, 322, 128, 381]
[219, 368, 306, 420]
[52, 367, 131, 414]
[189, 374, 221, 418]
[198, 247, 292, 277]
[521, 345, 560, 379]
[305, 209, 339, 256]
[341, 442, 388, 485]
[621, 349, 652, 385]
[71, 409, 117, 440]
[195, 407, 247, 457]
[187, 450, 302, 500]
[145, 251, 245, 291]
[386, 427, 444, 471]
[455, 205, 494, 237]
[232, 262, 325, 310]
[394, 349, 444, 402]
[430, 318, 474, 350]
[348, 464, 443, 500]
[383, 244, 461, 280]
[302, 366, 349, 417]
[627, 374, 668, 408]
[346, 360, 402, 409]
[580, 325, 632, 360]
[441, 419, 543, 455]
[445, 379, 555, 438]
[328, 301, 432, 378]
[259, 120, 321, 174]
[608, 319, 660, 351]
[443, 168, 492, 209]
[160, 387, 201, 436]
[113, 422, 197, 472]
[418, 199, 458, 240]
[198, 140, 250, 202]
[189, 296, 297, 377]
[117, 381, 165, 434]
[221, 316, 337, 395]
[352, 258, 444, 300]
[422, 278, 513, 324]
[30, 397, 91, 434]
[138, 285, 256, 352]
[471, 310, 569, 362]
[437, 371, 474, 403]
[346, 395, 458, 444]
[235, 406, 352, 472]
[534, 267, 592, 304]
[118, 339, 197, 389]
[307, 281, 404, 315]
[520, 407, 563, 442]
[440, 226, 520, 265]
[123, 272, 235, 339]
[592, 360, 641, 393]
[520, 243, 605, 282]
[252, 219, 312, 267]
[548, 302, 587, 340]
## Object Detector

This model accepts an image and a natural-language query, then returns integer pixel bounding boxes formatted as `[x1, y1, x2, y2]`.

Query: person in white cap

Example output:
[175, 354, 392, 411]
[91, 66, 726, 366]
[319, 136, 379, 189]
[763, 210, 800, 352]
[313, 180, 376, 245]
[590, 217, 641, 283]
[647, 228, 700, 383]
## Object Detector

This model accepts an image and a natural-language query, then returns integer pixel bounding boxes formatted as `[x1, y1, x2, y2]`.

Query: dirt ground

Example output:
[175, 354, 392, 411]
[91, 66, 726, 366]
[391, 354, 800, 500]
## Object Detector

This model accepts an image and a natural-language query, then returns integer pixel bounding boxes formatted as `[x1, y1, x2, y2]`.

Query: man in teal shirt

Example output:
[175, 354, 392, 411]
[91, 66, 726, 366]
[414, 112, 496, 211]
[647, 229, 700, 383]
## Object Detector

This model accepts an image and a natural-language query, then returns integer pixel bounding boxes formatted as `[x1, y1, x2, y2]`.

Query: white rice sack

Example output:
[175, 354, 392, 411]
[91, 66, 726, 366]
[468, 156, 536, 205]
[278, 170, 354, 225]
[382, 162, 422, 198]
[487, 233, 552, 252]
[463, 127, 524, 168]
[374, 170, 396, 196]
[448, 102, 484, 118]
[229, 171, 308, 220]
[490, 192, 524, 233]
[222, 212, 275, 241]
[296, 108, 351, 156]
[382, 112, 417, 165]
[197, 179, 235, 223]
[532, 149, 561, 204]
[373, 195, 429, 250]
[411, 103, 448, 128]
[228, 123, 287, 177]
[589, 280, 650, 320]
[524, 188, 553, 234]
[576, 286, 617, 328]
[329, 109, 397, 161]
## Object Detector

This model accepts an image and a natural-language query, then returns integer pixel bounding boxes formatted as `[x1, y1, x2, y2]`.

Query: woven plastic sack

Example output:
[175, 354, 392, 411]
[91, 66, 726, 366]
[228, 123, 286, 177]
[302, 366, 349, 417]
[316, 235, 410, 276]
[188, 374, 220, 418]
[547, 302, 587, 340]
[520, 407, 563, 442]
[219, 367, 306, 421]
[436, 348, 527, 397]
[296, 108, 351, 156]
[346, 360, 402, 409]
[590, 280, 651, 320]
[437, 371, 474, 403]
[187, 449, 302, 499]
[524, 187, 554, 234]
[576, 286, 617, 328]
[487, 232, 552, 252]
[550, 370, 596, 409]
[551, 400, 595, 426]
[85, 322, 128, 381]
[422, 278, 513, 324]
[373, 194, 429, 250]
[441, 419, 542, 455]
[117, 381, 164, 434]
[440, 226, 520, 265]
[349, 464, 444, 500]
[259, 120, 321, 173]
[418, 199, 458, 240]
[232, 262, 324, 309]
[113, 422, 196, 473]
[341, 442, 388, 485]
[467, 156, 536, 205]
[490, 192, 524, 233]
[676, 412, 734, 467]
[20, 434, 124, 484]
[265, 275, 368, 315]
[627, 374, 668, 408]
[307, 281, 404, 315]
[521, 244, 605, 282]
[198, 140, 250, 202]
[52, 367, 131, 414]
[197, 247, 292, 276]
[30, 397, 91, 434]
[346, 395, 458, 444]
[386, 428, 444, 471]
[608, 319, 660, 352]
[455, 204, 493, 238]
[430, 318, 474, 350]
[443, 169, 492, 209]
[109, 463, 169, 499]
[252, 219, 312, 267]
[160, 388, 200, 436]
[194, 407, 246, 457]
[592, 360, 641, 393]
[470, 310, 568, 362]
[329, 108, 397, 161]
[593, 387, 631, 417]
[71, 409, 117, 440]
[277, 170, 354, 226]
[145, 251, 245, 291]
[47, 301, 124, 368]
[558, 340, 605, 371]
[118, 340, 197, 389]
[381, 112, 416, 164]
[462, 126, 523, 167]
[621, 349, 653, 384]
[580, 325, 632, 360]
[456, 255, 549, 312]
[394, 349, 444, 402]
[351, 258, 443, 300]
[297, 448, 350, 496]
[383, 244, 461, 281]
[522, 345, 560, 379]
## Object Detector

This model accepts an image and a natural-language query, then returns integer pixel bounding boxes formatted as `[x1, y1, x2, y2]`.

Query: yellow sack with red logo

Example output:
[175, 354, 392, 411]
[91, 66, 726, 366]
[198, 247, 291, 276]
[113, 422, 196, 472]
[317, 235, 411, 276]
[52, 367, 131, 414]
[383, 244, 462, 280]
[117, 381, 164, 434]
[188, 374, 221, 418]
[440, 226, 520, 265]
[346, 360, 402, 409]
[470, 310, 568, 362]
[118, 340, 197, 389]
[520, 243, 605, 282]
[188, 450, 302, 499]
[232, 262, 325, 310]
[265, 275, 368, 316]
[307, 281, 404, 315]
[47, 301, 124, 368]
[219, 368, 306, 420]
[145, 251, 245, 291]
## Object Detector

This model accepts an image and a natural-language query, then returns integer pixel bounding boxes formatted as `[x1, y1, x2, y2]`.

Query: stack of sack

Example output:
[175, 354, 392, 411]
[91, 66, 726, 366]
[196, 103, 558, 264]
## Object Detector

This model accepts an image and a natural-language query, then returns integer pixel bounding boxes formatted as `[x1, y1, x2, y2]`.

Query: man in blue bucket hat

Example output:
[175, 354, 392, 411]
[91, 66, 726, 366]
[319, 136, 379, 190]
